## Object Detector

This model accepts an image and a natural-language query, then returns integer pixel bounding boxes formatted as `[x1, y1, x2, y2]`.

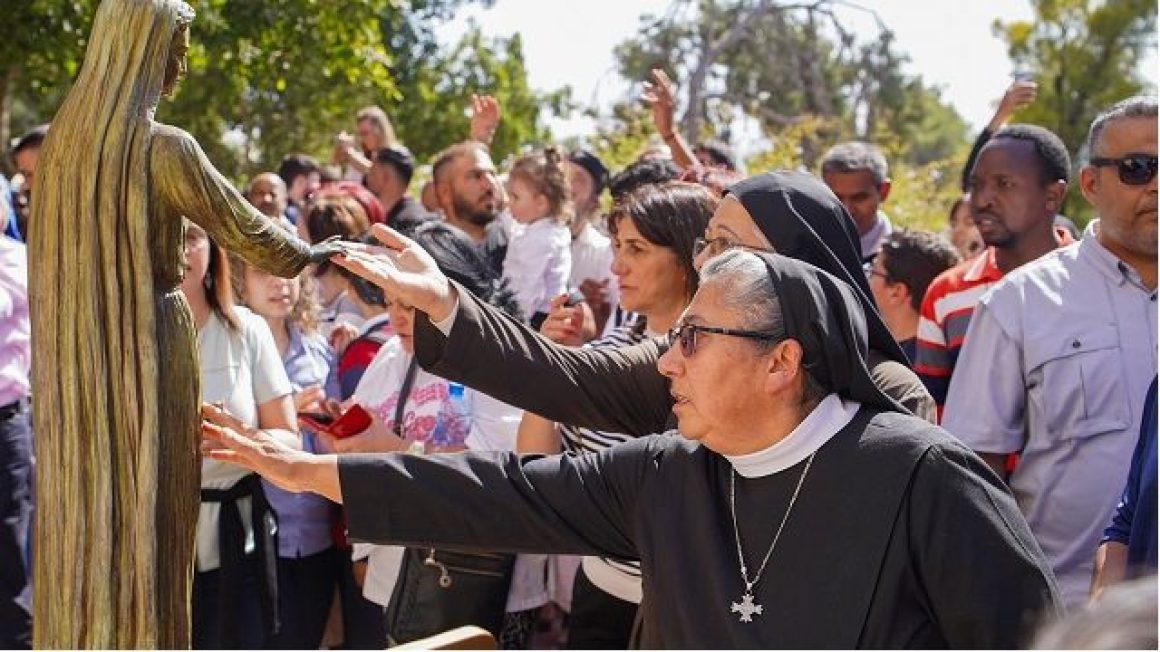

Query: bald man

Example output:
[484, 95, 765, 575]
[246, 172, 289, 220]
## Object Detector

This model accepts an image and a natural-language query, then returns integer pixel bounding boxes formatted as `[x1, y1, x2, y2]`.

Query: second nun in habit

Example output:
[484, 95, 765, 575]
[203, 249, 1061, 648]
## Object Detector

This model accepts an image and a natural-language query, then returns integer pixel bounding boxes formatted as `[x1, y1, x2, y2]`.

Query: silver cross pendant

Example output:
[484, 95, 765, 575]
[730, 592, 764, 623]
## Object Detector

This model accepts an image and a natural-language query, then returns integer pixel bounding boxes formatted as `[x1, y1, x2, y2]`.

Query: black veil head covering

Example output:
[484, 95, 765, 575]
[725, 171, 908, 365]
[750, 252, 904, 413]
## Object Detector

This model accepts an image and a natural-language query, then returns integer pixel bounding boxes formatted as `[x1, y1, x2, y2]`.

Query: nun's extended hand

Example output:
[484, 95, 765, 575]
[201, 402, 343, 503]
[332, 223, 458, 322]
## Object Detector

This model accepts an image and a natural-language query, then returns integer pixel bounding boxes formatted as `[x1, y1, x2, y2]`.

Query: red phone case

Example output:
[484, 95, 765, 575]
[322, 404, 373, 439]
[297, 413, 333, 434]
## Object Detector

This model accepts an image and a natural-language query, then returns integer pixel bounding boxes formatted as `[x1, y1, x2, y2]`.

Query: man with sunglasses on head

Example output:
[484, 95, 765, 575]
[943, 96, 1158, 611]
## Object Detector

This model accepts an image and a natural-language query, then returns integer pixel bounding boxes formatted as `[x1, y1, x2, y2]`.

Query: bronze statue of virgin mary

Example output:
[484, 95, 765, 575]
[29, 0, 341, 647]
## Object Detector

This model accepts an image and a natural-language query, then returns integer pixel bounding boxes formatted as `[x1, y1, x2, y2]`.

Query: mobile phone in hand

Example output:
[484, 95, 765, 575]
[298, 405, 373, 439]
[563, 289, 586, 307]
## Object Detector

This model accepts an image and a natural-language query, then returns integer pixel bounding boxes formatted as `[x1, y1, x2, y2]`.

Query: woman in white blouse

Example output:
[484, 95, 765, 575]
[180, 222, 301, 649]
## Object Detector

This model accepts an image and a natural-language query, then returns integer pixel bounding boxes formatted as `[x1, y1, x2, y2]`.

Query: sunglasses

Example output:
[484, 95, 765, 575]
[1090, 154, 1158, 186]
[666, 323, 780, 358]
[692, 237, 775, 259]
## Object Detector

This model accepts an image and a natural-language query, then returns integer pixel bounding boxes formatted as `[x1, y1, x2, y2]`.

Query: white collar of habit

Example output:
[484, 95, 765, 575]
[724, 393, 861, 478]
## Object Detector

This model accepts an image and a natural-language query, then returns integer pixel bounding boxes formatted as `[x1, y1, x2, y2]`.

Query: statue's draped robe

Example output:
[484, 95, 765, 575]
[31, 114, 309, 647]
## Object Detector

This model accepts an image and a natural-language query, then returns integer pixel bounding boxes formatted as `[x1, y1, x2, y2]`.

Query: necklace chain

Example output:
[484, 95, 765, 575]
[729, 452, 816, 593]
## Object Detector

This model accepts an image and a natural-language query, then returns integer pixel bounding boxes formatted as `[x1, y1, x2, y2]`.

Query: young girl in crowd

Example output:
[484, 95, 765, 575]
[180, 222, 299, 649]
[229, 252, 340, 650]
[518, 182, 716, 649]
[502, 147, 573, 326]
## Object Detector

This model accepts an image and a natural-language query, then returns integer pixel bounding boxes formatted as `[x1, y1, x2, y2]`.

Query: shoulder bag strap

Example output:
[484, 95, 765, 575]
[393, 356, 420, 437]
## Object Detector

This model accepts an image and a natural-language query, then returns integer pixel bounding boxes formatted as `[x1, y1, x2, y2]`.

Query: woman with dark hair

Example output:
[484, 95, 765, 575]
[180, 222, 300, 648]
[520, 181, 716, 647]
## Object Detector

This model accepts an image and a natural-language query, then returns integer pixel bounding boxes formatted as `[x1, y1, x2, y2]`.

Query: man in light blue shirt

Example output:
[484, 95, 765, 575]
[943, 96, 1158, 609]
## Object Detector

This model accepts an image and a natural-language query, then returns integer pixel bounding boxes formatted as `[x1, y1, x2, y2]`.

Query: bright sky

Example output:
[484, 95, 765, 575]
[443, 0, 1158, 145]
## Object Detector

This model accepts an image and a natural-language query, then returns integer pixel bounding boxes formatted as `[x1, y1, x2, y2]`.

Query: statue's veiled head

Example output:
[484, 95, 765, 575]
[77, 0, 195, 111]
[162, 18, 191, 97]
[161, 1, 195, 97]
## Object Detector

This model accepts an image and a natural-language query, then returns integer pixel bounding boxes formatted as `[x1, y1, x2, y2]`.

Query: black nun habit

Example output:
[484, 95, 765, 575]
[341, 253, 1061, 648]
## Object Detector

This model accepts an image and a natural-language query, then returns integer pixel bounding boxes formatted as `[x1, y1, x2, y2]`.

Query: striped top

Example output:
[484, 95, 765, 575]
[914, 248, 1004, 418]
[915, 229, 1072, 419]
[559, 321, 649, 454]
[559, 320, 650, 601]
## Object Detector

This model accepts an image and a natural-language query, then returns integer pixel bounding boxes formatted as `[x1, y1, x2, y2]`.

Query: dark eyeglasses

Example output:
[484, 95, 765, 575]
[692, 237, 775, 259]
[1090, 154, 1158, 186]
[666, 323, 780, 358]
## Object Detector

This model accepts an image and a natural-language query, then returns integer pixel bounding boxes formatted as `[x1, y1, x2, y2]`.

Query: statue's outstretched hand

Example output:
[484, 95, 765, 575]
[332, 224, 458, 322]
[308, 236, 353, 265]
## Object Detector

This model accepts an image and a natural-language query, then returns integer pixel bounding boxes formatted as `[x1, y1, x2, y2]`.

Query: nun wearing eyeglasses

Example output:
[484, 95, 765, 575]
[203, 250, 1061, 648]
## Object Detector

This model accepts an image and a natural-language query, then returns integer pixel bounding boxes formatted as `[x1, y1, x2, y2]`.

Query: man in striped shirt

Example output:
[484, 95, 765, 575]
[915, 124, 1074, 417]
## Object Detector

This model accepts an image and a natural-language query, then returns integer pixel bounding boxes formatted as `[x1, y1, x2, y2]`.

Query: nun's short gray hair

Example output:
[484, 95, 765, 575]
[699, 249, 828, 407]
[699, 249, 785, 340]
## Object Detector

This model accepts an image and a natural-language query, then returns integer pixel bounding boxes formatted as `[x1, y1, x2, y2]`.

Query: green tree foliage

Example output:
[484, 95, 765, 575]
[0, 0, 395, 179]
[612, 0, 968, 168]
[995, 0, 1156, 156]
[2, 0, 564, 182]
[601, 0, 968, 230]
[387, 25, 572, 165]
[0, 0, 95, 167]
[582, 101, 666, 174]
[161, 0, 397, 178]
[995, 0, 1156, 220]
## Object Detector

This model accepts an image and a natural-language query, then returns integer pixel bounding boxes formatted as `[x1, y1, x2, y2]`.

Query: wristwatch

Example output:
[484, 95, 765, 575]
[406, 440, 426, 455]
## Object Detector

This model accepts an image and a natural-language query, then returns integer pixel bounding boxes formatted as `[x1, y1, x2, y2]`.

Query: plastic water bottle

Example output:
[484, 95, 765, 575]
[448, 383, 472, 423]
[437, 382, 472, 443]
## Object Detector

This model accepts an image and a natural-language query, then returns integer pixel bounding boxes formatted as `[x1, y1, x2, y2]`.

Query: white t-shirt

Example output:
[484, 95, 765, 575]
[503, 217, 572, 320]
[353, 338, 548, 612]
[464, 392, 550, 613]
[196, 307, 293, 572]
[570, 221, 618, 311]
[351, 337, 473, 608]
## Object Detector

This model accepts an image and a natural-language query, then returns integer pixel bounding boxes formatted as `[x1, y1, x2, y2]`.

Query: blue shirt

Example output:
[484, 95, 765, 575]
[1104, 377, 1158, 574]
[263, 325, 337, 558]
[3, 179, 21, 242]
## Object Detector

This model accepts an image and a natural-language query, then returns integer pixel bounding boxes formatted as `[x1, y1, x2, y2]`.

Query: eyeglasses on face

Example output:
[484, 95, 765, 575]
[862, 261, 889, 281]
[666, 322, 780, 358]
[1089, 154, 1158, 186]
[692, 236, 775, 259]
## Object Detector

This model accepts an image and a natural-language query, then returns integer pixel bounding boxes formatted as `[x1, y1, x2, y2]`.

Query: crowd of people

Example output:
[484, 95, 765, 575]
[0, 55, 1156, 650]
